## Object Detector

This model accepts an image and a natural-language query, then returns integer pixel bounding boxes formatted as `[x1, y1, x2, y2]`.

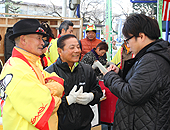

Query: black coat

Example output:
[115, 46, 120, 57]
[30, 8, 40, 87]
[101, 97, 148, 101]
[104, 39, 170, 130]
[45, 58, 103, 130]
[4, 27, 15, 62]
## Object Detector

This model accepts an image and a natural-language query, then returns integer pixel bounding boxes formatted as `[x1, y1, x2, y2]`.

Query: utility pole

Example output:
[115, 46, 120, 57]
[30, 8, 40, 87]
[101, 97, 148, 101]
[69, 0, 80, 18]
[62, 0, 67, 17]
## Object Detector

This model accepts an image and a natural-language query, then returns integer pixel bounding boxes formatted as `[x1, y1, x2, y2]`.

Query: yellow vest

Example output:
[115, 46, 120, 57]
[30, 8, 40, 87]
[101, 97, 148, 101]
[46, 38, 59, 63]
[111, 47, 121, 68]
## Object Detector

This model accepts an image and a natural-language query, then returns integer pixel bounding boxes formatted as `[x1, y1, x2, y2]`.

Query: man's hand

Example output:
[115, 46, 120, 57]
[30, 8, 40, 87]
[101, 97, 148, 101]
[76, 92, 94, 105]
[105, 64, 119, 74]
[66, 85, 83, 105]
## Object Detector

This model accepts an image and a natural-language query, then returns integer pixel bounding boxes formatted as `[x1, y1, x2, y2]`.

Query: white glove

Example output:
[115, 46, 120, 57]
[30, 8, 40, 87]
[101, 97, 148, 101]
[76, 92, 94, 105]
[66, 85, 83, 105]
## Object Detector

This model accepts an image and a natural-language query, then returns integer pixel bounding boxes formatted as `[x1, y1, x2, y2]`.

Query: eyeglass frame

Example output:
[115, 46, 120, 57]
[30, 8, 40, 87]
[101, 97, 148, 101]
[124, 35, 135, 44]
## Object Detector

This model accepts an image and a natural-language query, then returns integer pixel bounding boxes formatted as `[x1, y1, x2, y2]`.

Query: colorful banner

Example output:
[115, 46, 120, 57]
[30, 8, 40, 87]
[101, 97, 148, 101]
[158, 0, 163, 38]
[162, 0, 169, 21]
[105, 0, 112, 61]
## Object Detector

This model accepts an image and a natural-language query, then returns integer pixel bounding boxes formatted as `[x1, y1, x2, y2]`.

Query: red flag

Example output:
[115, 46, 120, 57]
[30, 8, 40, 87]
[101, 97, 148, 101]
[162, 0, 170, 21]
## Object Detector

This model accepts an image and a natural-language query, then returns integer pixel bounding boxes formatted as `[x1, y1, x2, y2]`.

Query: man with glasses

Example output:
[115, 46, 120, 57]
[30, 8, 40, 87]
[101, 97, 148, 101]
[0, 19, 64, 130]
[104, 13, 170, 129]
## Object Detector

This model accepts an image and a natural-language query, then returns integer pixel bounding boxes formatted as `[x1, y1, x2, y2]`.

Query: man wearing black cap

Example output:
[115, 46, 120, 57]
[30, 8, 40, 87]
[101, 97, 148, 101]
[0, 19, 64, 130]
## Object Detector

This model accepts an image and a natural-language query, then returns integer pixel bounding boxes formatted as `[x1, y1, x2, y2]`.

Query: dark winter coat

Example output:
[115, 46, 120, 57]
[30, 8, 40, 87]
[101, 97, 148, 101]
[104, 39, 170, 130]
[45, 58, 103, 130]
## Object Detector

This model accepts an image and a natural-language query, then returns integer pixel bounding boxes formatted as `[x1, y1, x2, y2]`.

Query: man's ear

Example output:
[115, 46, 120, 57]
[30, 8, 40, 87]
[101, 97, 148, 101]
[95, 47, 100, 54]
[57, 48, 62, 56]
[138, 33, 146, 41]
[61, 28, 66, 35]
[96, 47, 100, 51]
[20, 35, 26, 45]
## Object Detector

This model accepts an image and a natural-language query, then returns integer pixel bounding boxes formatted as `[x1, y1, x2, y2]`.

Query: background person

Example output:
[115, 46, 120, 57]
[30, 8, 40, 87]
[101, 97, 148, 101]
[40, 21, 55, 44]
[39, 22, 54, 69]
[4, 27, 16, 63]
[46, 20, 74, 63]
[111, 40, 117, 50]
[104, 13, 170, 130]
[111, 42, 134, 69]
[45, 34, 103, 130]
[39, 41, 52, 69]
[79, 23, 103, 60]
[0, 19, 64, 130]
[81, 41, 108, 79]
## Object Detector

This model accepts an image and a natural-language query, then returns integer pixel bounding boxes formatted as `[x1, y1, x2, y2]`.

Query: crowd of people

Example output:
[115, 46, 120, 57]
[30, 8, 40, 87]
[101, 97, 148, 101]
[0, 13, 170, 130]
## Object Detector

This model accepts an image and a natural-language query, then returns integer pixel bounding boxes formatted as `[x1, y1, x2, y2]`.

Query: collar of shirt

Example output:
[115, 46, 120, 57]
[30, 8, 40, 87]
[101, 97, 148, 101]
[69, 62, 79, 72]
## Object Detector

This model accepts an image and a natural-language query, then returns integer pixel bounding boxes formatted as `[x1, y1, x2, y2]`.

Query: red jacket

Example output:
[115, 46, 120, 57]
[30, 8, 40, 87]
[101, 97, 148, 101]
[80, 37, 102, 60]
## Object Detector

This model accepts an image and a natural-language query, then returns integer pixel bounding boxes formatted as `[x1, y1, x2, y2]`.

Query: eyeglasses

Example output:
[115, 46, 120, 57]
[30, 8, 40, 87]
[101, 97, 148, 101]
[36, 27, 45, 33]
[124, 35, 135, 44]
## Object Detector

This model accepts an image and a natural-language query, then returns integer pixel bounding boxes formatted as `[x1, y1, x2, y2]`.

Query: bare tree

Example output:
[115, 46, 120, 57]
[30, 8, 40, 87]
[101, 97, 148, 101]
[4, 0, 21, 14]
[44, 1, 62, 17]
[132, 3, 157, 18]
[80, 0, 131, 25]
[80, 0, 105, 24]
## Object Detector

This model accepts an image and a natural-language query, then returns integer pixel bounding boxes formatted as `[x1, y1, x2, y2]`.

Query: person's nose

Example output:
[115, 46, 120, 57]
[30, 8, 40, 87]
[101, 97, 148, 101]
[74, 47, 80, 52]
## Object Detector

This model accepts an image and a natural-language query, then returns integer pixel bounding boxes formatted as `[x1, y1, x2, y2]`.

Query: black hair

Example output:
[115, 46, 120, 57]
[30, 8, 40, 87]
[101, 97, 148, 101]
[59, 20, 74, 34]
[96, 41, 108, 51]
[122, 13, 160, 40]
[57, 34, 78, 49]
[40, 22, 55, 40]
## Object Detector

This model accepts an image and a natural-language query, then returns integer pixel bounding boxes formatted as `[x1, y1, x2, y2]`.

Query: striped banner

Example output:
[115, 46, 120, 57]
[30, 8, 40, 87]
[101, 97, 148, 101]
[105, 0, 112, 61]
[162, 0, 170, 21]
